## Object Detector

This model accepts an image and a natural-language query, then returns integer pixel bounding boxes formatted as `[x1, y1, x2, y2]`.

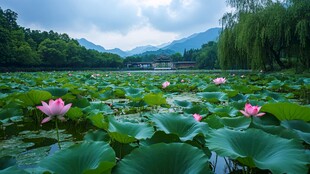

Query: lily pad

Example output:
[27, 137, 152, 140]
[197, 92, 228, 103]
[40, 141, 116, 174]
[107, 116, 154, 143]
[206, 128, 309, 173]
[261, 102, 310, 121]
[113, 143, 211, 174]
[152, 113, 208, 142]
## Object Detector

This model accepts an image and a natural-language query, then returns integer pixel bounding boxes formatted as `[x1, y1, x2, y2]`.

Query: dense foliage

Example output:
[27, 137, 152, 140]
[218, 0, 310, 71]
[0, 8, 123, 69]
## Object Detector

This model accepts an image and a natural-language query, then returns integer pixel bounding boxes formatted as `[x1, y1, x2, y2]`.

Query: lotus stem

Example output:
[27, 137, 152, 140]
[223, 157, 232, 173]
[55, 119, 61, 149]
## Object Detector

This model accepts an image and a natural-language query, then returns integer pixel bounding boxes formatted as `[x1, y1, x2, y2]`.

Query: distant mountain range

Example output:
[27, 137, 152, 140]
[77, 27, 221, 57]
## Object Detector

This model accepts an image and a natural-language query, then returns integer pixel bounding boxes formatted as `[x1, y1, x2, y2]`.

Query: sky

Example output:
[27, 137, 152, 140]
[0, 0, 231, 51]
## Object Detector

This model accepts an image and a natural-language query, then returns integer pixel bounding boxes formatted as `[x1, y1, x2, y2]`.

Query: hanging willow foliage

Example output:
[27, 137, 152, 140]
[219, 0, 310, 71]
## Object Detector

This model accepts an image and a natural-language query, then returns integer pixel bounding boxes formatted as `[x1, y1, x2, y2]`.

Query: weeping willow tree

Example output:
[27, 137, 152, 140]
[218, 0, 310, 71]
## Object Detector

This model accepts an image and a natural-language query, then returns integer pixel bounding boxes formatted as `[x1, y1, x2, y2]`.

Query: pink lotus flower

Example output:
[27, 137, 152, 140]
[193, 113, 202, 121]
[181, 79, 184, 83]
[213, 77, 226, 85]
[37, 98, 72, 124]
[162, 81, 170, 88]
[240, 103, 265, 117]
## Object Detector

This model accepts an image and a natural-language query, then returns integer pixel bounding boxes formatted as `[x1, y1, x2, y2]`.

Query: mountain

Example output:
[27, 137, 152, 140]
[77, 38, 106, 52]
[162, 27, 221, 53]
[77, 27, 221, 57]
[77, 38, 128, 57]
[127, 45, 158, 56]
[77, 38, 158, 57]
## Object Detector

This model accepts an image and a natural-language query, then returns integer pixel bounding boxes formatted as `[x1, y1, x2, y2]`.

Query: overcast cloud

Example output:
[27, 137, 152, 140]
[0, 0, 231, 50]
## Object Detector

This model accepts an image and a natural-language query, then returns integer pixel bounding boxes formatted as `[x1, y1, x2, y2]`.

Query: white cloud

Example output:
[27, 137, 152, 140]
[0, 0, 230, 50]
[66, 25, 178, 51]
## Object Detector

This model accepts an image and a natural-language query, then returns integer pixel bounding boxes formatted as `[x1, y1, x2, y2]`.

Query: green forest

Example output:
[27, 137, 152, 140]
[0, 8, 123, 70]
[1, 0, 310, 72]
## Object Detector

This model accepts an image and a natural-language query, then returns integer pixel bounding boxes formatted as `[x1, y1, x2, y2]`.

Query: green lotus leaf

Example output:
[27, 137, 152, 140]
[220, 116, 251, 130]
[99, 90, 114, 101]
[204, 115, 224, 129]
[87, 113, 108, 129]
[174, 100, 192, 108]
[85, 79, 97, 85]
[66, 107, 83, 120]
[71, 98, 90, 108]
[140, 131, 181, 146]
[206, 128, 309, 173]
[231, 84, 253, 94]
[40, 142, 115, 174]
[250, 122, 300, 140]
[183, 105, 209, 116]
[0, 166, 28, 174]
[107, 116, 154, 143]
[113, 143, 211, 174]
[261, 102, 310, 121]
[43, 87, 68, 97]
[143, 93, 167, 106]
[261, 90, 287, 102]
[18, 90, 52, 107]
[197, 92, 228, 103]
[207, 105, 239, 117]
[0, 156, 16, 170]
[281, 120, 310, 144]
[114, 88, 126, 98]
[201, 85, 221, 92]
[84, 102, 114, 115]
[224, 89, 239, 98]
[84, 130, 110, 142]
[124, 87, 144, 101]
[152, 113, 208, 141]
[230, 94, 248, 102]
[0, 108, 23, 123]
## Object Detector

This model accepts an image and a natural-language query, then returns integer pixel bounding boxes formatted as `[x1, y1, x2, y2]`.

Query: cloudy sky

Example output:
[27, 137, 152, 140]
[0, 0, 231, 50]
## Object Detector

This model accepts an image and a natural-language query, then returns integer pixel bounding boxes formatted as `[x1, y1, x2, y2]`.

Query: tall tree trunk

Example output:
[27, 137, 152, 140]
[270, 47, 285, 69]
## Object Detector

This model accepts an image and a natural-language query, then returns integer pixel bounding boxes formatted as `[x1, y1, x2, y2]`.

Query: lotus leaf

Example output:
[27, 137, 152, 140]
[206, 128, 309, 173]
[40, 141, 115, 174]
[152, 113, 208, 141]
[113, 143, 211, 174]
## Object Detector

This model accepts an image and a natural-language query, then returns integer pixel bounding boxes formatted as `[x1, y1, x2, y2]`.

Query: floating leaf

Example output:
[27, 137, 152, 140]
[261, 102, 310, 121]
[18, 90, 52, 107]
[113, 143, 211, 174]
[197, 92, 228, 103]
[43, 87, 68, 97]
[84, 102, 114, 115]
[174, 100, 192, 108]
[183, 105, 209, 116]
[40, 142, 115, 174]
[206, 128, 309, 173]
[281, 120, 310, 144]
[143, 93, 167, 106]
[152, 113, 208, 142]
[0, 166, 28, 174]
[124, 87, 144, 101]
[66, 107, 84, 120]
[107, 116, 154, 143]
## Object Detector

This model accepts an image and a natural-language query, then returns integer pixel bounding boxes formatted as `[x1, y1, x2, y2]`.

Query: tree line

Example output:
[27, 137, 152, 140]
[218, 0, 310, 71]
[0, 8, 123, 70]
[123, 41, 219, 69]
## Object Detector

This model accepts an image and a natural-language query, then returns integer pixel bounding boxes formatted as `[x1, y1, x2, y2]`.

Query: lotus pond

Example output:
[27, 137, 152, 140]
[0, 70, 309, 174]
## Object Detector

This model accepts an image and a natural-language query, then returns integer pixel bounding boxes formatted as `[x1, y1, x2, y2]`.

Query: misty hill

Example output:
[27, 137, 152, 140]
[162, 27, 221, 53]
[77, 38, 128, 57]
[77, 27, 221, 57]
